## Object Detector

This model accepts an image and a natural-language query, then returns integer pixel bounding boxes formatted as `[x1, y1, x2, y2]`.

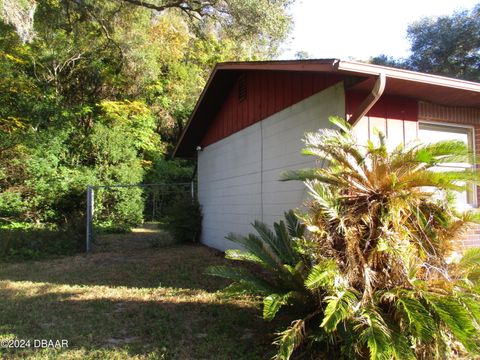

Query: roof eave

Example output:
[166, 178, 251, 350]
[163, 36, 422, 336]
[172, 64, 222, 158]
[173, 59, 480, 158]
[338, 60, 480, 93]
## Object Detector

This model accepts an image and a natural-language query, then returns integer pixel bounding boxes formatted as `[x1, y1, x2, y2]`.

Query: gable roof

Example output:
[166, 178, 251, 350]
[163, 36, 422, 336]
[174, 59, 480, 158]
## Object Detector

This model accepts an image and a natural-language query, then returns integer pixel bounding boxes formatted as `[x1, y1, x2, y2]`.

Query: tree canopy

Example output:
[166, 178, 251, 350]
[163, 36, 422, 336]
[0, 0, 295, 235]
[371, 3, 480, 81]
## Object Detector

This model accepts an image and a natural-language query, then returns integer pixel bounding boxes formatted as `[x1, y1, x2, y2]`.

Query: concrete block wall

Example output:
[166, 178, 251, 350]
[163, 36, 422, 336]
[197, 91, 480, 252]
[197, 124, 262, 250]
[197, 82, 345, 251]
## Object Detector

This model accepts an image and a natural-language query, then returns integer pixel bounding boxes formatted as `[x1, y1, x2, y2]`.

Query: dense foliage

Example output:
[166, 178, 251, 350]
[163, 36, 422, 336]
[371, 3, 480, 81]
[0, 0, 294, 255]
[163, 195, 202, 243]
[208, 117, 480, 359]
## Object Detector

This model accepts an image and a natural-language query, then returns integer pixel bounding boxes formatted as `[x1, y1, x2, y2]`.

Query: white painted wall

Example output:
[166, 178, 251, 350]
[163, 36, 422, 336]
[198, 82, 345, 251]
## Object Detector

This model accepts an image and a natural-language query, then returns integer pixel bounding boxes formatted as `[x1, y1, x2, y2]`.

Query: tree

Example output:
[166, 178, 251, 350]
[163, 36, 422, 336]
[0, 0, 36, 42]
[0, 0, 296, 237]
[294, 50, 312, 60]
[27, 0, 294, 145]
[371, 4, 480, 81]
[119, 0, 293, 53]
[1, 0, 294, 57]
[369, 54, 408, 69]
[407, 4, 480, 81]
[209, 117, 480, 359]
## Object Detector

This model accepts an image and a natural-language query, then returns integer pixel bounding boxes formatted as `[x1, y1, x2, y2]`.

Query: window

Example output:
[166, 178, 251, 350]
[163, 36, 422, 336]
[418, 121, 476, 208]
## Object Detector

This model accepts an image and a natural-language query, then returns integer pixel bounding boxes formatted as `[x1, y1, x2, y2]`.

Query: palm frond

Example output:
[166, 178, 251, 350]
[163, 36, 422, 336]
[280, 168, 342, 186]
[390, 325, 415, 360]
[284, 210, 305, 238]
[458, 294, 480, 328]
[252, 220, 293, 266]
[225, 232, 282, 271]
[224, 249, 264, 265]
[424, 294, 480, 353]
[461, 253, 480, 286]
[273, 220, 299, 265]
[459, 247, 480, 269]
[416, 140, 471, 165]
[328, 115, 352, 133]
[273, 319, 306, 360]
[320, 290, 358, 332]
[263, 292, 294, 321]
[356, 308, 392, 360]
[305, 259, 338, 290]
[398, 170, 468, 192]
[396, 296, 436, 341]
[205, 265, 279, 294]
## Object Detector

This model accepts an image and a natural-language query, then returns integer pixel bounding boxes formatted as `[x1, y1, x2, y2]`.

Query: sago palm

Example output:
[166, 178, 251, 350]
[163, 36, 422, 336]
[283, 117, 480, 359]
[206, 211, 314, 321]
[208, 117, 480, 359]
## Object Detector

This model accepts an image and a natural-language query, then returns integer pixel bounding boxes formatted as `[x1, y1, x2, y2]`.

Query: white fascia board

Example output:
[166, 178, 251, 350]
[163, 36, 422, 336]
[337, 60, 480, 93]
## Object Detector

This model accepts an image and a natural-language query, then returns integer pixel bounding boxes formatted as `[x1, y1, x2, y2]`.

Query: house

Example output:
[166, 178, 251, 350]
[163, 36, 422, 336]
[173, 59, 480, 251]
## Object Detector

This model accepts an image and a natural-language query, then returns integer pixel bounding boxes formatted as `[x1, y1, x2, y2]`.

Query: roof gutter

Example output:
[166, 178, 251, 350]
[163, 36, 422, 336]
[348, 72, 386, 126]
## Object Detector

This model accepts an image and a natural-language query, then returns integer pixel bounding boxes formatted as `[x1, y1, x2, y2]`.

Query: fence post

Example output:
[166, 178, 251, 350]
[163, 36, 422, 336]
[152, 188, 157, 221]
[86, 186, 94, 252]
[190, 181, 195, 201]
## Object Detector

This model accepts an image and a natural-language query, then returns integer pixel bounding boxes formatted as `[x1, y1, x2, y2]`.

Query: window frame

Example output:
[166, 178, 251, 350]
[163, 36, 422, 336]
[418, 120, 477, 208]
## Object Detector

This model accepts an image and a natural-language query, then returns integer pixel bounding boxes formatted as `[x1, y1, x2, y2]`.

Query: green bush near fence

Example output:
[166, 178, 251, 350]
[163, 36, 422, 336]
[163, 195, 202, 243]
[0, 221, 84, 260]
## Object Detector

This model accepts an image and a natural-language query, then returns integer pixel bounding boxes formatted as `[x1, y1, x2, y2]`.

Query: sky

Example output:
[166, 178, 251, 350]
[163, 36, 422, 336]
[280, 0, 479, 61]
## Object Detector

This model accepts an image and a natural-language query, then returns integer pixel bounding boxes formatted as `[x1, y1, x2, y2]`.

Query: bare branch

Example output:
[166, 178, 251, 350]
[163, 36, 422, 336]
[118, 0, 184, 12]
[117, 0, 213, 19]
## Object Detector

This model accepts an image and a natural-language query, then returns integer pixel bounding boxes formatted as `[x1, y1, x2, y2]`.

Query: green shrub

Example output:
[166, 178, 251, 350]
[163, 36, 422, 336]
[163, 195, 202, 243]
[208, 117, 480, 359]
[93, 186, 144, 231]
[144, 158, 194, 184]
[0, 220, 84, 260]
[0, 191, 26, 219]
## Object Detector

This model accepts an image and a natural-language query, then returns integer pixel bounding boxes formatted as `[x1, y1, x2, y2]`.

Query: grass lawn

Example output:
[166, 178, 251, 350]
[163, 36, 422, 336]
[0, 227, 279, 359]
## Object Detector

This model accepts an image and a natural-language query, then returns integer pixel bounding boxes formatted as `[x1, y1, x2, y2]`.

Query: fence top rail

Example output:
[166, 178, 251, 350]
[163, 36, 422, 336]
[88, 182, 193, 190]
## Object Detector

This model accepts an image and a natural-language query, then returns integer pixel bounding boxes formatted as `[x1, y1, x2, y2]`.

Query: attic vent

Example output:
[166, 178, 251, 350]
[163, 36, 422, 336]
[238, 74, 247, 102]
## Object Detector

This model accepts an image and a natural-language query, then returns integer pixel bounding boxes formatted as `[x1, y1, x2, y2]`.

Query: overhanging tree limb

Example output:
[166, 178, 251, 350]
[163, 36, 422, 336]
[117, 0, 213, 17]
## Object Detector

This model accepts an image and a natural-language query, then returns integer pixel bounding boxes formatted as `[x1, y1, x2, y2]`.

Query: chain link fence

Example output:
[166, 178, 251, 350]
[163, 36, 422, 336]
[86, 182, 194, 251]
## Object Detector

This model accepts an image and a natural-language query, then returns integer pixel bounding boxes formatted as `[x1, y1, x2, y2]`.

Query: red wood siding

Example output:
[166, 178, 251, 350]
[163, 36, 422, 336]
[202, 71, 342, 146]
[346, 91, 418, 121]
[346, 91, 419, 146]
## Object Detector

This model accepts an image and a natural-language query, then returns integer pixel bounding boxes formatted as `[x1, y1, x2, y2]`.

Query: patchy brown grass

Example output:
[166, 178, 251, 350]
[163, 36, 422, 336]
[0, 228, 279, 359]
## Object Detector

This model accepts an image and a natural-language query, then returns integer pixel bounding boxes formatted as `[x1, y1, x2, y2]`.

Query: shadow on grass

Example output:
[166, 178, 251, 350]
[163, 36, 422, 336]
[0, 244, 230, 291]
[0, 285, 278, 360]
[0, 237, 283, 358]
